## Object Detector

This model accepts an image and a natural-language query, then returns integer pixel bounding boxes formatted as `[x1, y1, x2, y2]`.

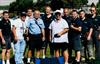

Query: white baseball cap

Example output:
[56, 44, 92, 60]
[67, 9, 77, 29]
[54, 10, 62, 14]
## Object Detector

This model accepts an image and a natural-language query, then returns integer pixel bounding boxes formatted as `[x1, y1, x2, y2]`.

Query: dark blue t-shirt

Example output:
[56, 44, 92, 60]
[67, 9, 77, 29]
[69, 18, 82, 38]
[81, 18, 93, 34]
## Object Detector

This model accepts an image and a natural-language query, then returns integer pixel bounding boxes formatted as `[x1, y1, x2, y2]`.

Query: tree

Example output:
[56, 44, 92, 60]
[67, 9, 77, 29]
[9, 0, 33, 13]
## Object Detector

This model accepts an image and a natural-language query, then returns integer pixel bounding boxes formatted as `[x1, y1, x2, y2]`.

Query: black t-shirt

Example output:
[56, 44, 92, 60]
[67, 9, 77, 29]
[0, 18, 11, 36]
[62, 15, 72, 26]
[81, 18, 93, 34]
[90, 15, 100, 31]
[42, 14, 54, 29]
[69, 18, 82, 38]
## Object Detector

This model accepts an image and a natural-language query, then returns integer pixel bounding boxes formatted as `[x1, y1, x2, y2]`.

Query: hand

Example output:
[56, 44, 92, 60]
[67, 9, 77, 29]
[26, 37, 29, 41]
[2, 39, 5, 44]
[70, 24, 74, 28]
[87, 36, 91, 41]
[98, 34, 100, 40]
[14, 36, 18, 42]
[54, 34, 61, 38]
[42, 37, 45, 41]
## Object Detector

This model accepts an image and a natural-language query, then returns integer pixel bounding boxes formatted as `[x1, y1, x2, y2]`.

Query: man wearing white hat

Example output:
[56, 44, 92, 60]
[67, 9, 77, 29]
[49, 10, 69, 64]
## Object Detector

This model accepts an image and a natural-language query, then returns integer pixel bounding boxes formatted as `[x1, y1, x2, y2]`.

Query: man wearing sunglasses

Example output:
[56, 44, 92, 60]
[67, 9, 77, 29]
[90, 6, 100, 61]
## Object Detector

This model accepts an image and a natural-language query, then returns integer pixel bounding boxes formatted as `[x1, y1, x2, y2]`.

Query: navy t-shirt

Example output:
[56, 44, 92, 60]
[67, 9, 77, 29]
[69, 18, 82, 38]
[42, 14, 54, 29]
[81, 18, 93, 34]
[0, 18, 11, 36]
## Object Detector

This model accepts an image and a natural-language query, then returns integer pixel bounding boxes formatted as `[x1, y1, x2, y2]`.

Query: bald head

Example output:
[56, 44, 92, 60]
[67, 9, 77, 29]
[63, 8, 69, 16]
[34, 10, 40, 19]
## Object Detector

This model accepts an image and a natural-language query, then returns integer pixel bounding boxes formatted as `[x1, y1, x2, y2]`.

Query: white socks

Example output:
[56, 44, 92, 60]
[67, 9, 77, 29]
[27, 58, 30, 63]
[65, 62, 69, 64]
[6, 60, 10, 64]
[2, 60, 10, 64]
[2, 60, 5, 64]
[42, 55, 45, 59]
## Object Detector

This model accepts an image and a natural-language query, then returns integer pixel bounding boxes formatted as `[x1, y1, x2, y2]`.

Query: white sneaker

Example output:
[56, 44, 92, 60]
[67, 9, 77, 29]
[6, 60, 10, 64]
[2, 61, 5, 64]
[42, 55, 45, 59]
[65, 62, 68, 64]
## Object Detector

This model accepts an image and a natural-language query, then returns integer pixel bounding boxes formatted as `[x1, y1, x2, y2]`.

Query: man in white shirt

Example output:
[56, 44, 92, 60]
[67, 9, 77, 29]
[12, 12, 27, 64]
[49, 10, 69, 64]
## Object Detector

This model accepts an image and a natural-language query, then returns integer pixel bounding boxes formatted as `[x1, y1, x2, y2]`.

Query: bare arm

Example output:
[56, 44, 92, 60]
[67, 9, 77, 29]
[0, 29, 5, 44]
[58, 28, 69, 36]
[71, 24, 81, 32]
[12, 25, 18, 41]
[41, 28, 45, 41]
[88, 28, 93, 37]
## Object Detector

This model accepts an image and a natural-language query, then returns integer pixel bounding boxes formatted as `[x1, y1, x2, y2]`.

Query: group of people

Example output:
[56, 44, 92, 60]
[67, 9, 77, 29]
[0, 5, 100, 64]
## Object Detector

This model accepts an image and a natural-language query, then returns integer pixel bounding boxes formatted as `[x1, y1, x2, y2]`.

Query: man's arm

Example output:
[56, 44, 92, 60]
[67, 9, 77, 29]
[41, 28, 45, 41]
[58, 28, 69, 36]
[87, 28, 93, 40]
[0, 29, 5, 44]
[71, 24, 81, 32]
[12, 25, 18, 41]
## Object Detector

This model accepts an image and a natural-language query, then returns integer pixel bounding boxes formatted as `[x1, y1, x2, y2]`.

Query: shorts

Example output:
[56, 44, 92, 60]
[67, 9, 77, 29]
[28, 34, 43, 50]
[51, 43, 68, 52]
[1, 36, 11, 49]
[72, 37, 81, 51]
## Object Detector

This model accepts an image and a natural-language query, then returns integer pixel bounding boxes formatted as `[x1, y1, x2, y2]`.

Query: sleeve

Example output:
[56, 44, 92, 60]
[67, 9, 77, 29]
[26, 19, 30, 28]
[0, 21, 2, 30]
[40, 19, 45, 29]
[13, 20, 18, 28]
[10, 19, 14, 28]
[76, 19, 82, 27]
[88, 19, 93, 28]
[49, 21, 53, 30]
[62, 20, 69, 29]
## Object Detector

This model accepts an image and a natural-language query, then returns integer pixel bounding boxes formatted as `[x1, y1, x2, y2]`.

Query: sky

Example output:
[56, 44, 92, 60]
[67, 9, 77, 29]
[88, 0, 99, 5]
[0, 0, 16, 6]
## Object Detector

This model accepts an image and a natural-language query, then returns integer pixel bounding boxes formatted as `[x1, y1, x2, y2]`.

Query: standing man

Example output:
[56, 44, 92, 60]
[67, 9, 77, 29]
[12, 12, 27, 64]
[62, 8, 73, 62]
[25, 8, 34, 64]
[62, 8, 72, 25]
[27, 10, 45, 64]
[49, 10, 69, 64]
[90, 6, 100, 60]
[79, 10, 94, 61]
[69, 10, 82, 64]
[0, 11, 11, 64]
[42, 6, 54, 58]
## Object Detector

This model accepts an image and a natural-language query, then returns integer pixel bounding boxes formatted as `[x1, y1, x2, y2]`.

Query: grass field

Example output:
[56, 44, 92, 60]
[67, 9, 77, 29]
[0, 45, 100, 64]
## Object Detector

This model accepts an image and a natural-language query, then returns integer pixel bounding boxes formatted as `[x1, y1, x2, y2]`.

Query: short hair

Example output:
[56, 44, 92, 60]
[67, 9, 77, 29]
[27, 8, 33, 12]
[90, 6, 96, 10]
[71, 10, 78, 14]
[3, 11, 9, 15]
[20, 12, 26, 17]
[79, 10, 85, 13]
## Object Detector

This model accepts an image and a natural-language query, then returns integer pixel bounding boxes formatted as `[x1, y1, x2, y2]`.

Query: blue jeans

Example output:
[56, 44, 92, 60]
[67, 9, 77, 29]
[14, 39, 26, 64]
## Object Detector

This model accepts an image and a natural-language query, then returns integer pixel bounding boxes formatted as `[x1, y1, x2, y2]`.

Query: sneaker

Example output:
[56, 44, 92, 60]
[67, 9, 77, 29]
[42, 55, 45, 59]
[81, 57, 85, 61]
[2, 61, 5, 64]
[75, 62, 80, 64]
[65, 62, 69, 64]
[89, 57, 95, 60]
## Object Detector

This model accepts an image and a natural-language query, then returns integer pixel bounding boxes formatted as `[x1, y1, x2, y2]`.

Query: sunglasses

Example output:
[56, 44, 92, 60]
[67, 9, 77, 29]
[90, 9, 95, 12]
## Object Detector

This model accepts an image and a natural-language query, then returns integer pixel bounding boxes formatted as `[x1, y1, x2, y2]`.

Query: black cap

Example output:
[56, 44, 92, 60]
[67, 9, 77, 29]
[20, 12, 26, 17]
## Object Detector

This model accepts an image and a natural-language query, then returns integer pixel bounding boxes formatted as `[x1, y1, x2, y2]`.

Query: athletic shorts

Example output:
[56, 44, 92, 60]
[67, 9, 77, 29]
[1, 36, 11, 49]
[28, 34, 43, 50]
[51, 43, 68, 51]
